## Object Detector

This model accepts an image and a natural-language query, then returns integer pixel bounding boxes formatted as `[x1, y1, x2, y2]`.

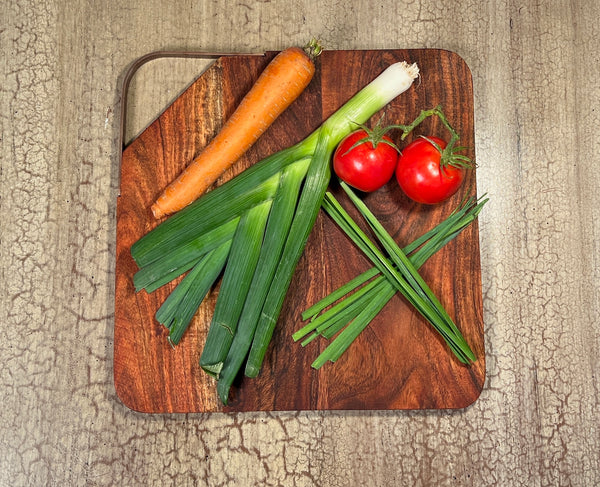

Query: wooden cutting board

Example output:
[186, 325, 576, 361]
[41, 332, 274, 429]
[114, 49, 485, 413]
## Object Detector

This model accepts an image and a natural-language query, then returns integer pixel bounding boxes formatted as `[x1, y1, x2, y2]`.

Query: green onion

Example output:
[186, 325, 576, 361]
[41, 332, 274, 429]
[244, 127, 334, 377]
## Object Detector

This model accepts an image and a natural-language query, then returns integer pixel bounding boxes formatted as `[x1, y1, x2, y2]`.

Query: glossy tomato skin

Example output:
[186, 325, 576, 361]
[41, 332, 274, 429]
[395, 136, 465, 204]
[333, 130, 398, 192]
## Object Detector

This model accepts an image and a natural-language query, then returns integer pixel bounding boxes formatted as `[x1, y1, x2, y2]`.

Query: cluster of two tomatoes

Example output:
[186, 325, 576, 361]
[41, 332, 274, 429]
[332, 127, 466, 204]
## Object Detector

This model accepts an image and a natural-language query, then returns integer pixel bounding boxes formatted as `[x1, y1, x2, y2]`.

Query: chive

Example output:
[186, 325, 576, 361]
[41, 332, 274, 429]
[304, 194, 486, 315]
[300, 332, 319, 347]
[318, 188, 474, 364]
[318, 194, 485, 310]
[303, 192, 488, 367]
[317, 277, 389, 338]
[340, 182, 475, 362]
[216, 159, 310, 404]
[199, 199, 273, 378]
[293, 273, 383, 341]
[311, 284, 396, 369]
[409, 201, 487, 269]
[300, 267, 380, 321]
[155, 240, 232, 345]
[316, 280, 389, 343]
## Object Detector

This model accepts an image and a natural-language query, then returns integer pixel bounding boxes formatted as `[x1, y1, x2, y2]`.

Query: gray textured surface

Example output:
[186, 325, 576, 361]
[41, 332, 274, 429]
[2, 0, 599, 485]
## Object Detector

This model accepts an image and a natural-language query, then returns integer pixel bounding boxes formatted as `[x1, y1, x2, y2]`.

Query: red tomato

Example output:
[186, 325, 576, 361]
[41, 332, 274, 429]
[333, 130, 399, 192]
[395, 136, 465, 204]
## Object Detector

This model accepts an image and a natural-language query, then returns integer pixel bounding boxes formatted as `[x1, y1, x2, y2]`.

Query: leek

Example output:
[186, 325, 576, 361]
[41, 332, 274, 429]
[156, 240, 232, 345]
[216, 160, 310, 403]
[133, 217, 239, 293]
[244, 62, 421, 378]
[199, 200, 273, 377]
[131, 60, 420, 404]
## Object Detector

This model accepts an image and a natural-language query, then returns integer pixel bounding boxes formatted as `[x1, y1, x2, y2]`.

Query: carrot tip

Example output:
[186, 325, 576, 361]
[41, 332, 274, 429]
[151, 202, 164, 219]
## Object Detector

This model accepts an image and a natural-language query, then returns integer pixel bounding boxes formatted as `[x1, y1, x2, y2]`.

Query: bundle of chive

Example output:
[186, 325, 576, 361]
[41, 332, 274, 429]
[294, 182, 487, 368]
[131, 61, 421, 405]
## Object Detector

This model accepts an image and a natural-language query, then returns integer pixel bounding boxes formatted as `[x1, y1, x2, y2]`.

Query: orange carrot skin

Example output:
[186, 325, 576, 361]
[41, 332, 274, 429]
[151, 46, 316, 219]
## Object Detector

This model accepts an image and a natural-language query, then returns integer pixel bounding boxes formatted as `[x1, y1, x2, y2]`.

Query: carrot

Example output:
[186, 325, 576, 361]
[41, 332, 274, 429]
[151, 41, 322, 219]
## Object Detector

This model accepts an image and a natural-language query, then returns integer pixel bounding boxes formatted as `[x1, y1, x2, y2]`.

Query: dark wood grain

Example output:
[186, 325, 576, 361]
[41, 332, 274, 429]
[114, 49, 485, 413]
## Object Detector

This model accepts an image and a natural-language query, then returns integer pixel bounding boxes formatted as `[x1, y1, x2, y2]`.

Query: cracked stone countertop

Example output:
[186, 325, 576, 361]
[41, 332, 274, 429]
[2, 0, 599, 486]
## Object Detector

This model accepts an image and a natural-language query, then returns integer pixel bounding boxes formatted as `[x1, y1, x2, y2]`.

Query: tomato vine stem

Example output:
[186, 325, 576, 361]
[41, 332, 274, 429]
[341, 119, 400, 155]
[387, 105, 473, 171]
